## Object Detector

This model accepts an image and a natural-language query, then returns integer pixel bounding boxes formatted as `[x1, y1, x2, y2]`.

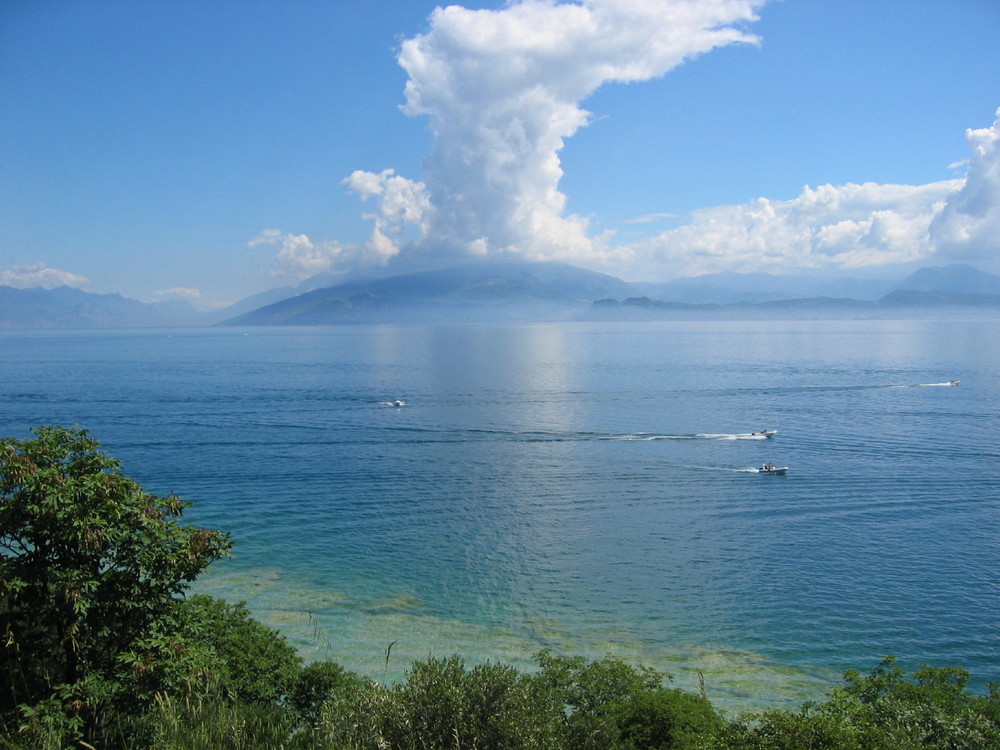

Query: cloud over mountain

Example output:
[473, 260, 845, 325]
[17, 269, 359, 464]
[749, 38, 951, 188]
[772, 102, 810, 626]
[246, 229, 347, 280]
[255, 0, 764, 279]
[930, 109, 1000, 266]
[388, 0, 763, 264]
[612, 107, 1000, 279]
[0, 263, 89, 290]
[342, 168, 432, 265]
[616, 179, 963, 278]
[248, 1, 999, 283]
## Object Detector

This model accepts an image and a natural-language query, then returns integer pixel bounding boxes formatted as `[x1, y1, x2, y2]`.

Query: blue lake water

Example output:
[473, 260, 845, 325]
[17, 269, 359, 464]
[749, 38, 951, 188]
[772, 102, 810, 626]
[2, 319, 998, 710]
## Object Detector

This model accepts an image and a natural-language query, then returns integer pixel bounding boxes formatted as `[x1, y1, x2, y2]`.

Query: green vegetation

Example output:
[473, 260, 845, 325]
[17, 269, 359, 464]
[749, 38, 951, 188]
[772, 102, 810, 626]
[3, 426, 998, 749]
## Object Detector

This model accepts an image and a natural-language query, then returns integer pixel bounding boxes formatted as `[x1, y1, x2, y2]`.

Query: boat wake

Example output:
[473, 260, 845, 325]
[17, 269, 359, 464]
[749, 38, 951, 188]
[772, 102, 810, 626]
[613, 432, 772, 441]
[697, 432, 772, 441]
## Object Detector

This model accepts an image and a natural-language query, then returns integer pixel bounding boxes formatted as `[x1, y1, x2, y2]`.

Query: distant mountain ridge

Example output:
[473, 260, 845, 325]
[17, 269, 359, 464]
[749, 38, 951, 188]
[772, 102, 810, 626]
[586, 264, 1000, 321]
[630, 272, 896, 304]
[0, 285, 202, 329]
[3, 263, 999, 329]
[221, 260, 635, 325]
[223, 262, 1000, 325]
[895, 264, 1000, 295]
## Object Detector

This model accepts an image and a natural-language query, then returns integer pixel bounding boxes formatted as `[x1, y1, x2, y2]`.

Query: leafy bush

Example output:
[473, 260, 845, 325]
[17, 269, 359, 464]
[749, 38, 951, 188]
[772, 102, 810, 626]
[290, 660, 367, 727]
[533, 649, 722, 749]
[608, 687, 725, 750]
[709, 657, 1000, 750]
[173, 594, 302, 706]
[317, 655, 565, 749]
[836, 657, 1000, 749]
[711, 703, 863, 750]
[147, 694, 304, 750]
[0, 426, 231, 745]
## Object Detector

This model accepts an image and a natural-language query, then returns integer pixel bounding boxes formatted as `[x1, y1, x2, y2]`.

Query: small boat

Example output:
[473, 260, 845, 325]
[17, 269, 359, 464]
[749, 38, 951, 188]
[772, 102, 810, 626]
[948, 380, 959, 386]
[751, 429, 778, 437]
[757, 464, 788, 475]
[391, 399, 406, 407]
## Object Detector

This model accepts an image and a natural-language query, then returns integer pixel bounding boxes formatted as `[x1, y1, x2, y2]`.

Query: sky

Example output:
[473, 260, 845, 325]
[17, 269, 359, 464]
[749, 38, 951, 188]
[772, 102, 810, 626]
[1, 0, 998, 309]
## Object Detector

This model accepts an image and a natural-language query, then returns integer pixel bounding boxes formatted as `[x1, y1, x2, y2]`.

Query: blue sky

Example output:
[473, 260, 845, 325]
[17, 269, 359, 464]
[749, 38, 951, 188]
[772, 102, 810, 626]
[1, 0, 998, 309]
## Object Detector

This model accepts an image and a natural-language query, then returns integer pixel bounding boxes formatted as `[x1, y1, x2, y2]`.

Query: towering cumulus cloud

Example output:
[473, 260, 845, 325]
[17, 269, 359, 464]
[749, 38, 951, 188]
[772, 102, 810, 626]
[350, 0, 763, 264]
[251, 1, 997, 282]
[930, 109, 1000, 265]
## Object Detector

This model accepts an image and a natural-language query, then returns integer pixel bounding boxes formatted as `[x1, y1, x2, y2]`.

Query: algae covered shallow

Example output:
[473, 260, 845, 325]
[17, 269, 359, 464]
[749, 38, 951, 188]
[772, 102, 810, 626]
[193, 564, 867, 713]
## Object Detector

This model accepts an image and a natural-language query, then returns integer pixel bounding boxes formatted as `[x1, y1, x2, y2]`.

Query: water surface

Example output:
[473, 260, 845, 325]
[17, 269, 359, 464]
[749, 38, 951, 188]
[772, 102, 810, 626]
[2, 319, 997, 710]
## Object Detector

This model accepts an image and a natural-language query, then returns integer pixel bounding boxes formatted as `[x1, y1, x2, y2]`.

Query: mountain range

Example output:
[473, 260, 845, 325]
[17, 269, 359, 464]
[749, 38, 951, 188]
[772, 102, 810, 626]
[0, 285, 205, 330]
[220, 261, 636, 326]
[2, 262, 1000, 329]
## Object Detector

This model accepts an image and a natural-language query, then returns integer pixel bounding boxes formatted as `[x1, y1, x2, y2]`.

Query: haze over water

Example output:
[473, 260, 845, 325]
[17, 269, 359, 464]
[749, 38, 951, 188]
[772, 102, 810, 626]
[2, 319, 998, 711]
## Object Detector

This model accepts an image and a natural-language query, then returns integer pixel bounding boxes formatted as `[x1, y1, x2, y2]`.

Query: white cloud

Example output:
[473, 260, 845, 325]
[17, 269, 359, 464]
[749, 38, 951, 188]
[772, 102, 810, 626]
[930, 107, 1000, 264]
[625, 212, 680, 225]
[394, 0, 764, 260]
[250, 1, 999, 284]
[595, 108, 1000, 280]
[0, 263, 89, 289]
[606, 180, 962, 279]
[246, 229, 348, 280]
[153, 287, 202, 301]
[245, 229, 284, 249]
[247, 171, 434, 281]
[342, 168, 433, 263]
[379, 2, 1000, 279]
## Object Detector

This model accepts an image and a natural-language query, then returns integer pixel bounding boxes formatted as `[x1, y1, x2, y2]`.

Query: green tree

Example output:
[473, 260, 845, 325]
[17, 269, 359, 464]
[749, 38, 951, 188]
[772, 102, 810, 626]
[710, 658, 1000, 750]
[608, 686, 724, 750]
[290, 659, 366, 727]
[320, 655, 565, 750]
[533, 650, 722, 750]
[0, 425, 232, 743]
[171, 595, 302, 707]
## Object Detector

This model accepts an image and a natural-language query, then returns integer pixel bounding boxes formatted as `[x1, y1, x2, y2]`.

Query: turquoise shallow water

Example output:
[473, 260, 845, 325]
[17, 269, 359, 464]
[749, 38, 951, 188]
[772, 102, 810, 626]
[2, 319, 998, 711]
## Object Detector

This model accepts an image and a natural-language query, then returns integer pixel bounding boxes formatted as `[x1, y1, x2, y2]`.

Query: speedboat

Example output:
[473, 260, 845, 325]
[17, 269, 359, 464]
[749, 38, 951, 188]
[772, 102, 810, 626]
[751, 429, 778, 437]
[391, 400, 406, 407]
[757, 464, 788, 475]
[948, 380, 959, 386]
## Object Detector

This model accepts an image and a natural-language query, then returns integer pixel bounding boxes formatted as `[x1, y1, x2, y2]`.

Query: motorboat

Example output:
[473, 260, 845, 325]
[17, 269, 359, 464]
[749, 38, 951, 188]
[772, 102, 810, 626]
[948, 380, 959, 386]
[751, 429, 778, 437]
[391, 400, 406, 407]
[757, 464, 788, 475]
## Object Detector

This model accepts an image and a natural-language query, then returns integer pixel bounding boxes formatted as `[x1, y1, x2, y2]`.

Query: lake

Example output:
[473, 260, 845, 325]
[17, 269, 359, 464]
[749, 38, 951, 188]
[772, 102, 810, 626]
[2, 319, 998, 711]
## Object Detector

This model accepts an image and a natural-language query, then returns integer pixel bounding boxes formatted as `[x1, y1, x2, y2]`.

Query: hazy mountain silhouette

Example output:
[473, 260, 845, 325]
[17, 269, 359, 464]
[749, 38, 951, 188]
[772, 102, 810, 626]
[224, 262, 1000, 325]
[220, 260, 635, 325]
[586, 264, 1000, 321]
[630, 272, 896, 304]
[895, 264, 1000, 295]
[0, 286, 202, 329]
[4, 263, 1000, 329]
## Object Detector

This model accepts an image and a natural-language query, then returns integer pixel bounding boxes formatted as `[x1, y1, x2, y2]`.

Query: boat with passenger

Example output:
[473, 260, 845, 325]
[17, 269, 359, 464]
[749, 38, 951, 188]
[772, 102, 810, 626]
[758, 464, 788, 475]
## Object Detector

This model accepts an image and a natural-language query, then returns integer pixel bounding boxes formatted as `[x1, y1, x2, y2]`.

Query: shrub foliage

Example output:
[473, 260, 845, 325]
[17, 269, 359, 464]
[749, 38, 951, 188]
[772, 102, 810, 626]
[1, 426, 233, 744]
